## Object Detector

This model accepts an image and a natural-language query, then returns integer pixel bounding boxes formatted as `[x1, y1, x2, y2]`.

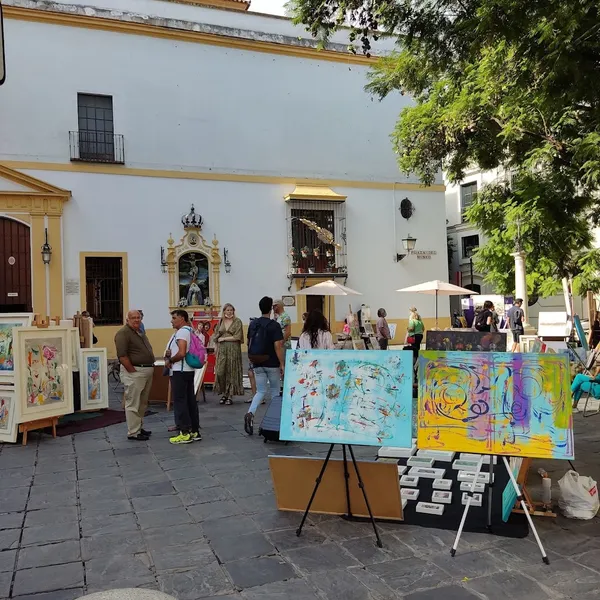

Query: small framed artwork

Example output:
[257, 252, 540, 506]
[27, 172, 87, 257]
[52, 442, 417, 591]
[282, 296, 296, 307]
[0, 313, 34, 384]
[14, 327, 74, 422]
[79, 348, 109, 410]
[0, 388, 19, 443]
[50, 326, 80, 372]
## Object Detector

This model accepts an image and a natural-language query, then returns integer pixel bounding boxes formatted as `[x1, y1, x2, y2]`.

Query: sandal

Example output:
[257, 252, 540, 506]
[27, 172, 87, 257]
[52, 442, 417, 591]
[225, 398, 233, 405]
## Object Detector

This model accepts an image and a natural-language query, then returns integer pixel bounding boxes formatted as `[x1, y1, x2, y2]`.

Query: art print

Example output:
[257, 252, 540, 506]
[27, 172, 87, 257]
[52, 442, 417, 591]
[418, 351, 574, 459]
[0, 314, 33, 383]
[425, 330, 507, 352]
[0, 389, 18, 443]
[80, 348, 108, 410]
[281, 350, 413, 447]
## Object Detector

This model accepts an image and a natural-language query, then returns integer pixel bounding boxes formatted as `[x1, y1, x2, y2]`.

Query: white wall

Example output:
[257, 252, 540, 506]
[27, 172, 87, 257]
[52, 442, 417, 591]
[0, 18, 419, 184]
[25, 169, 449, 328]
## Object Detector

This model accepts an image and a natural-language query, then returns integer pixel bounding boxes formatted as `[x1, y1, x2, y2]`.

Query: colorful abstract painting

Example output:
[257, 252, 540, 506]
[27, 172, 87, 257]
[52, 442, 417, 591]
[418, 351, 574, 459]
[0, 390, 18, 443]
[426, 331, 507, 352]
[24, 338, 64, 406]
[281, 350, 413, 447]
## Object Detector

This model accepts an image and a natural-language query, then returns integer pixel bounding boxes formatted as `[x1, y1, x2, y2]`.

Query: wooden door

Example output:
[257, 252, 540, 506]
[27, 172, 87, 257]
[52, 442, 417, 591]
[0, 218, 32, 313]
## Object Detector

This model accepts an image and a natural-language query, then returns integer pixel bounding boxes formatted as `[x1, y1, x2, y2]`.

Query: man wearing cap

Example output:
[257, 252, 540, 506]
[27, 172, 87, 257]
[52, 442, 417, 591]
[115, 310, 155, 441]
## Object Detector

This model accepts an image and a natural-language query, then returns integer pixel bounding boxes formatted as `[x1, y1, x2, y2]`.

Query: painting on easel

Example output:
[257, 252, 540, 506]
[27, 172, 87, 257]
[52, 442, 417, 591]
[281, 349, 413, 447]
[13, 328, 74, 421]
[418, 351, 574, 459]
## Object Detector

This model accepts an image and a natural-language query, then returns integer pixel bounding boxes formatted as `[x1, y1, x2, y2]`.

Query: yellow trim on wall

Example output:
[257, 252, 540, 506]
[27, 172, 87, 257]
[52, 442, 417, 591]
[285, 185, 347, 202]
[4, 6, 376, 66]
[1, 213, 31, 224]
[79, 252, 130, 326]
[3, 161, 446, 193]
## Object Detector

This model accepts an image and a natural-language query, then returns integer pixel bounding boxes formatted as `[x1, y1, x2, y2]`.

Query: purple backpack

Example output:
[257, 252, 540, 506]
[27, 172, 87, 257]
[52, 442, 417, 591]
[184, 327, 206, 369]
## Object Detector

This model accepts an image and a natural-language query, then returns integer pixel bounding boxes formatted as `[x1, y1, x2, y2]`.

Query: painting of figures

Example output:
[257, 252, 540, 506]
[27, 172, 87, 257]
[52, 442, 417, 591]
[0, 314, 33, 383]
[14, 328, 73, 421]
[178, 252, 209, 308]
[80, 348, 109, 410]
[281, 350, 413, 447]
[0, 389, 18, 443]
[425, 330, 507, 352]
[418, 351, 574, 459]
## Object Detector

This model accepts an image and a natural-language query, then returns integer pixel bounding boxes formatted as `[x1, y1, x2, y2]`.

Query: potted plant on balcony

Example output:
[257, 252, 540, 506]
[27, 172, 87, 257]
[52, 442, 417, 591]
[289, 248, 299, 273]
[313, 247, 320, 258]
[325, 248, 334, 258]
[300, 246, 310, 259]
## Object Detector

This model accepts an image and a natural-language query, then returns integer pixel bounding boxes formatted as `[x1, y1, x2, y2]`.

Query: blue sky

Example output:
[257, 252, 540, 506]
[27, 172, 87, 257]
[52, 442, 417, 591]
[249, 0, 287, 16]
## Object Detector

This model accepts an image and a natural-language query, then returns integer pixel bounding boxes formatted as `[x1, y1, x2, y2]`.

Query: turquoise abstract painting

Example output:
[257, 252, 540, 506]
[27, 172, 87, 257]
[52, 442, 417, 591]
[280, 350, 413, 447]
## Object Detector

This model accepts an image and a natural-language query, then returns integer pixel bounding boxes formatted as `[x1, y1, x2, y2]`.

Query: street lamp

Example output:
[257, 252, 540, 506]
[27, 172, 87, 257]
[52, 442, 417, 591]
[41, 228, 52, 265]
[396, 234, 418, 262]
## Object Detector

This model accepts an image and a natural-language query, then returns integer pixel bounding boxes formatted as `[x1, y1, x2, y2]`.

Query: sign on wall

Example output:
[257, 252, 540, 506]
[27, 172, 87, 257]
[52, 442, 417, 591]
[65, 279, 80, 296]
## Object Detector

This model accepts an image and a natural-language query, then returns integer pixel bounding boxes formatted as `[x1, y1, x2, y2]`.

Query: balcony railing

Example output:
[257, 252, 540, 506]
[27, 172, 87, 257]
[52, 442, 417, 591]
[69, 130, 125, 164]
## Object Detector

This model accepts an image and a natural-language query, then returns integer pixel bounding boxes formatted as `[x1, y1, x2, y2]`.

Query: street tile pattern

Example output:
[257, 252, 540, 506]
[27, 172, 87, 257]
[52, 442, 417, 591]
[0, 387, 599, 599]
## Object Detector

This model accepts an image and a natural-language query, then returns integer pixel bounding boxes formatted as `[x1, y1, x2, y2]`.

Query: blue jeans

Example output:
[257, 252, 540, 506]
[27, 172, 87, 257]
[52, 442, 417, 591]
[248, 367, 280, 415]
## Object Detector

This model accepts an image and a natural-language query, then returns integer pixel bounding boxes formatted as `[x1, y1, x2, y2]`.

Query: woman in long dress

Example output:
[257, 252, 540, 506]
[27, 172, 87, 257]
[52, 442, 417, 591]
[213, 303, 244, 405]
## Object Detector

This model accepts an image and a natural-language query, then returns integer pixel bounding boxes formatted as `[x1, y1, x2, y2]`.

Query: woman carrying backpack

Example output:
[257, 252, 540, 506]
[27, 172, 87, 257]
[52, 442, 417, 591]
[299, 310, 335, 349]
[475, 301, 494, 332]
[213, 303, 244, 405]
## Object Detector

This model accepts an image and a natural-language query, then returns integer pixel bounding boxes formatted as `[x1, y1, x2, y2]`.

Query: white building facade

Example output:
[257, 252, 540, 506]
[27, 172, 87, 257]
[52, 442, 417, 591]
[0, 0, 448, 355]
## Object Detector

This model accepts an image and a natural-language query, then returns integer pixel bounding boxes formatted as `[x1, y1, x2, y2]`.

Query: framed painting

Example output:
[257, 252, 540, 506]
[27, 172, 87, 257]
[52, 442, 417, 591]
[14, 327, 74, 422]
[0, 388, 19, 443]
[418, 351, 574, 460]
[0, 313, 34, 383]
[79, 348, 108, 410]
[281, 349, 413, 447]
[50, 326, 80, 372]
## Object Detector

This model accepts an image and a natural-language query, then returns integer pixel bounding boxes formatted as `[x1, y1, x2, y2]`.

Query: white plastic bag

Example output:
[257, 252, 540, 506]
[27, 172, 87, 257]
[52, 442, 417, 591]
[558, 470, 600, 519]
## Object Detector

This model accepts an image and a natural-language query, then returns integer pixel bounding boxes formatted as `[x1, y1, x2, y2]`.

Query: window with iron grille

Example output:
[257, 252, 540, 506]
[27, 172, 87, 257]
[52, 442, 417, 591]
[286, 201, 347, 275]
[72, 94, 124, 163]
[462, 234, 480, 258]
[85, 257, 123, 326]
[460, 182, 478, 221]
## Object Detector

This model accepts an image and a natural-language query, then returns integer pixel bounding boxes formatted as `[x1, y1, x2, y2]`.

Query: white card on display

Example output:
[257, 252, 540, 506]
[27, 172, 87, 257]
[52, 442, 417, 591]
[408, 467, 446, 479]
[461, 492, 483, 507]
[416, 502, 445, 515]
[400, 475, 419, 487]
[452, 460, 482, 472]
[407, 456, 435, 468]
[417, 449, 456, 462]
[431, 490, 453, 504]
[401, 487, 420, 500]
[432, 478, 453, 490]
[378, 446, 416, 459]
[460, 481, 486, 493]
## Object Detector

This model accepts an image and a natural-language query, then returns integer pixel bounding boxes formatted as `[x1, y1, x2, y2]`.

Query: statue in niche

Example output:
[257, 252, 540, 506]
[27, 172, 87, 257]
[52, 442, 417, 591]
[178, 252, 209, 307]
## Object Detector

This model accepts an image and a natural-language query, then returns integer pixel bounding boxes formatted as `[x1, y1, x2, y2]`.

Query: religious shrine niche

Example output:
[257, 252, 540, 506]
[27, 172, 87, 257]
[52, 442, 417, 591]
[166, 205, 222, 311]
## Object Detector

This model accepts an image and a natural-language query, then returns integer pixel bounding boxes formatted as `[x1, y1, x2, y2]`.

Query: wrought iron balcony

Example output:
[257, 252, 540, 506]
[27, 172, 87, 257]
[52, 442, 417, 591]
[69, 130, 125, 164]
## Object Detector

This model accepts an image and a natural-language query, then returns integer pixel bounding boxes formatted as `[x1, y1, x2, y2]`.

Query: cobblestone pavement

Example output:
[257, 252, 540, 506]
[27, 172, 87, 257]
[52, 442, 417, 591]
[0, 388, 599, 600]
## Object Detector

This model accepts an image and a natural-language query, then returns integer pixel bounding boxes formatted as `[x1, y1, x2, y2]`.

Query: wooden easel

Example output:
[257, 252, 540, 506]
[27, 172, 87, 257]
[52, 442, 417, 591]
[19, 417, 58, 446]
[511, 458, 557, 518]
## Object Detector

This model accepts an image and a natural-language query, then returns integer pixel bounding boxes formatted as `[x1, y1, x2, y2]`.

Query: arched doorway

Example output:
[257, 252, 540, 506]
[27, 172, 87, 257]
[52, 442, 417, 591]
[0, 217, 32, 313]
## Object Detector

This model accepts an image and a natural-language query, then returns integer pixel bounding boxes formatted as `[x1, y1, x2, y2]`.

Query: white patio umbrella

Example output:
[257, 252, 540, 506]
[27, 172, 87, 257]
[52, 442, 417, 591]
[295, 280, 362, 323]
[396, 279, 477, 329]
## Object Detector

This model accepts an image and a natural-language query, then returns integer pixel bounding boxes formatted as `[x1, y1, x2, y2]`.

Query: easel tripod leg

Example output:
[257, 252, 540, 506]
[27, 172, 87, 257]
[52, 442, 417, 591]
[296, 443, 335, 537]
[451, 455, 485, 556]
[347, 445, 383, 548]
[342, 445, 352, 518]
[487, 455, 494, 532]
[502, 457, 550, 564]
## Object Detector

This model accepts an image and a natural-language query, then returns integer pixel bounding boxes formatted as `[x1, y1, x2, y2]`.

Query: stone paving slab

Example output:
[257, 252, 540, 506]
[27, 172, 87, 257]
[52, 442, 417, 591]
[0, 388, 598, 599]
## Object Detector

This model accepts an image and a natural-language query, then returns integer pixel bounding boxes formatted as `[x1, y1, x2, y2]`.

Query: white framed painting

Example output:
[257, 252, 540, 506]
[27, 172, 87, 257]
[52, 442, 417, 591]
[79, 348, 109, 410]
[14, 327, 73, 422]
[0, 313, 34, 384]
[0, 387, 19, 443]
[50, 326, 80, 372]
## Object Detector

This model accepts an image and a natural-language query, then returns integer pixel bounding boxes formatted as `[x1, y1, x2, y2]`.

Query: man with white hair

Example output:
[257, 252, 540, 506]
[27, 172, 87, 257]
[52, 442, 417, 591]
[115, 310, 155, 441]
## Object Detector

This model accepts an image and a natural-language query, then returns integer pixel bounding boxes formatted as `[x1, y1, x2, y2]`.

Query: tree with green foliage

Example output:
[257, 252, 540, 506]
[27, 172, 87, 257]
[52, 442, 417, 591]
[289, 0, 600, 296]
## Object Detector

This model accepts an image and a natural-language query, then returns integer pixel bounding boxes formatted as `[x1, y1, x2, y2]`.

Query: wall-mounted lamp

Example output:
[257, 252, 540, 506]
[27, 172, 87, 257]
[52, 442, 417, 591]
[41, 228, 52, 265]
[395, 234, 417, 262]
[160, 246, 167, 273]
[223, 248, 232, 274]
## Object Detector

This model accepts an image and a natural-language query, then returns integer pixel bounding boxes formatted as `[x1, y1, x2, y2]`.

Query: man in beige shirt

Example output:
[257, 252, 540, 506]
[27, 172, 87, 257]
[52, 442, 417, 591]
[115, 310, 155, 440]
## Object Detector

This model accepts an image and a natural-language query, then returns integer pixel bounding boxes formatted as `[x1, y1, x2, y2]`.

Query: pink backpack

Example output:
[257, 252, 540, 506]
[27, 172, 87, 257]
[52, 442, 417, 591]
[184, 327, 206, 368]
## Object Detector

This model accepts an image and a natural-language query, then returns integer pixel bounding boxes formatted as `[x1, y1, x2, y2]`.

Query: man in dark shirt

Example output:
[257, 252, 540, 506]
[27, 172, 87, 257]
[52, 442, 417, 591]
[507, 298, 525, 351]
[244, 296, 284, 435]
[115, 310, 155, 441]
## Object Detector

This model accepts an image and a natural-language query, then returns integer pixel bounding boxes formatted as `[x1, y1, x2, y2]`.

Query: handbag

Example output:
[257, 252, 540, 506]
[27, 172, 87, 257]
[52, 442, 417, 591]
[406, 336, 416, 345]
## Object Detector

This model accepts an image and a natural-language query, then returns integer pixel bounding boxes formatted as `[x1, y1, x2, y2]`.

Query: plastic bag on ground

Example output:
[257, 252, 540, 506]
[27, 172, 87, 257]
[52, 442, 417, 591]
[558, 470, 599, 520]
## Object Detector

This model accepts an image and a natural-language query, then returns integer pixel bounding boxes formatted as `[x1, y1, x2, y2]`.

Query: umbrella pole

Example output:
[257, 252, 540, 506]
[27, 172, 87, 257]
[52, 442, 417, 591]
[435, 290, 439, 329]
